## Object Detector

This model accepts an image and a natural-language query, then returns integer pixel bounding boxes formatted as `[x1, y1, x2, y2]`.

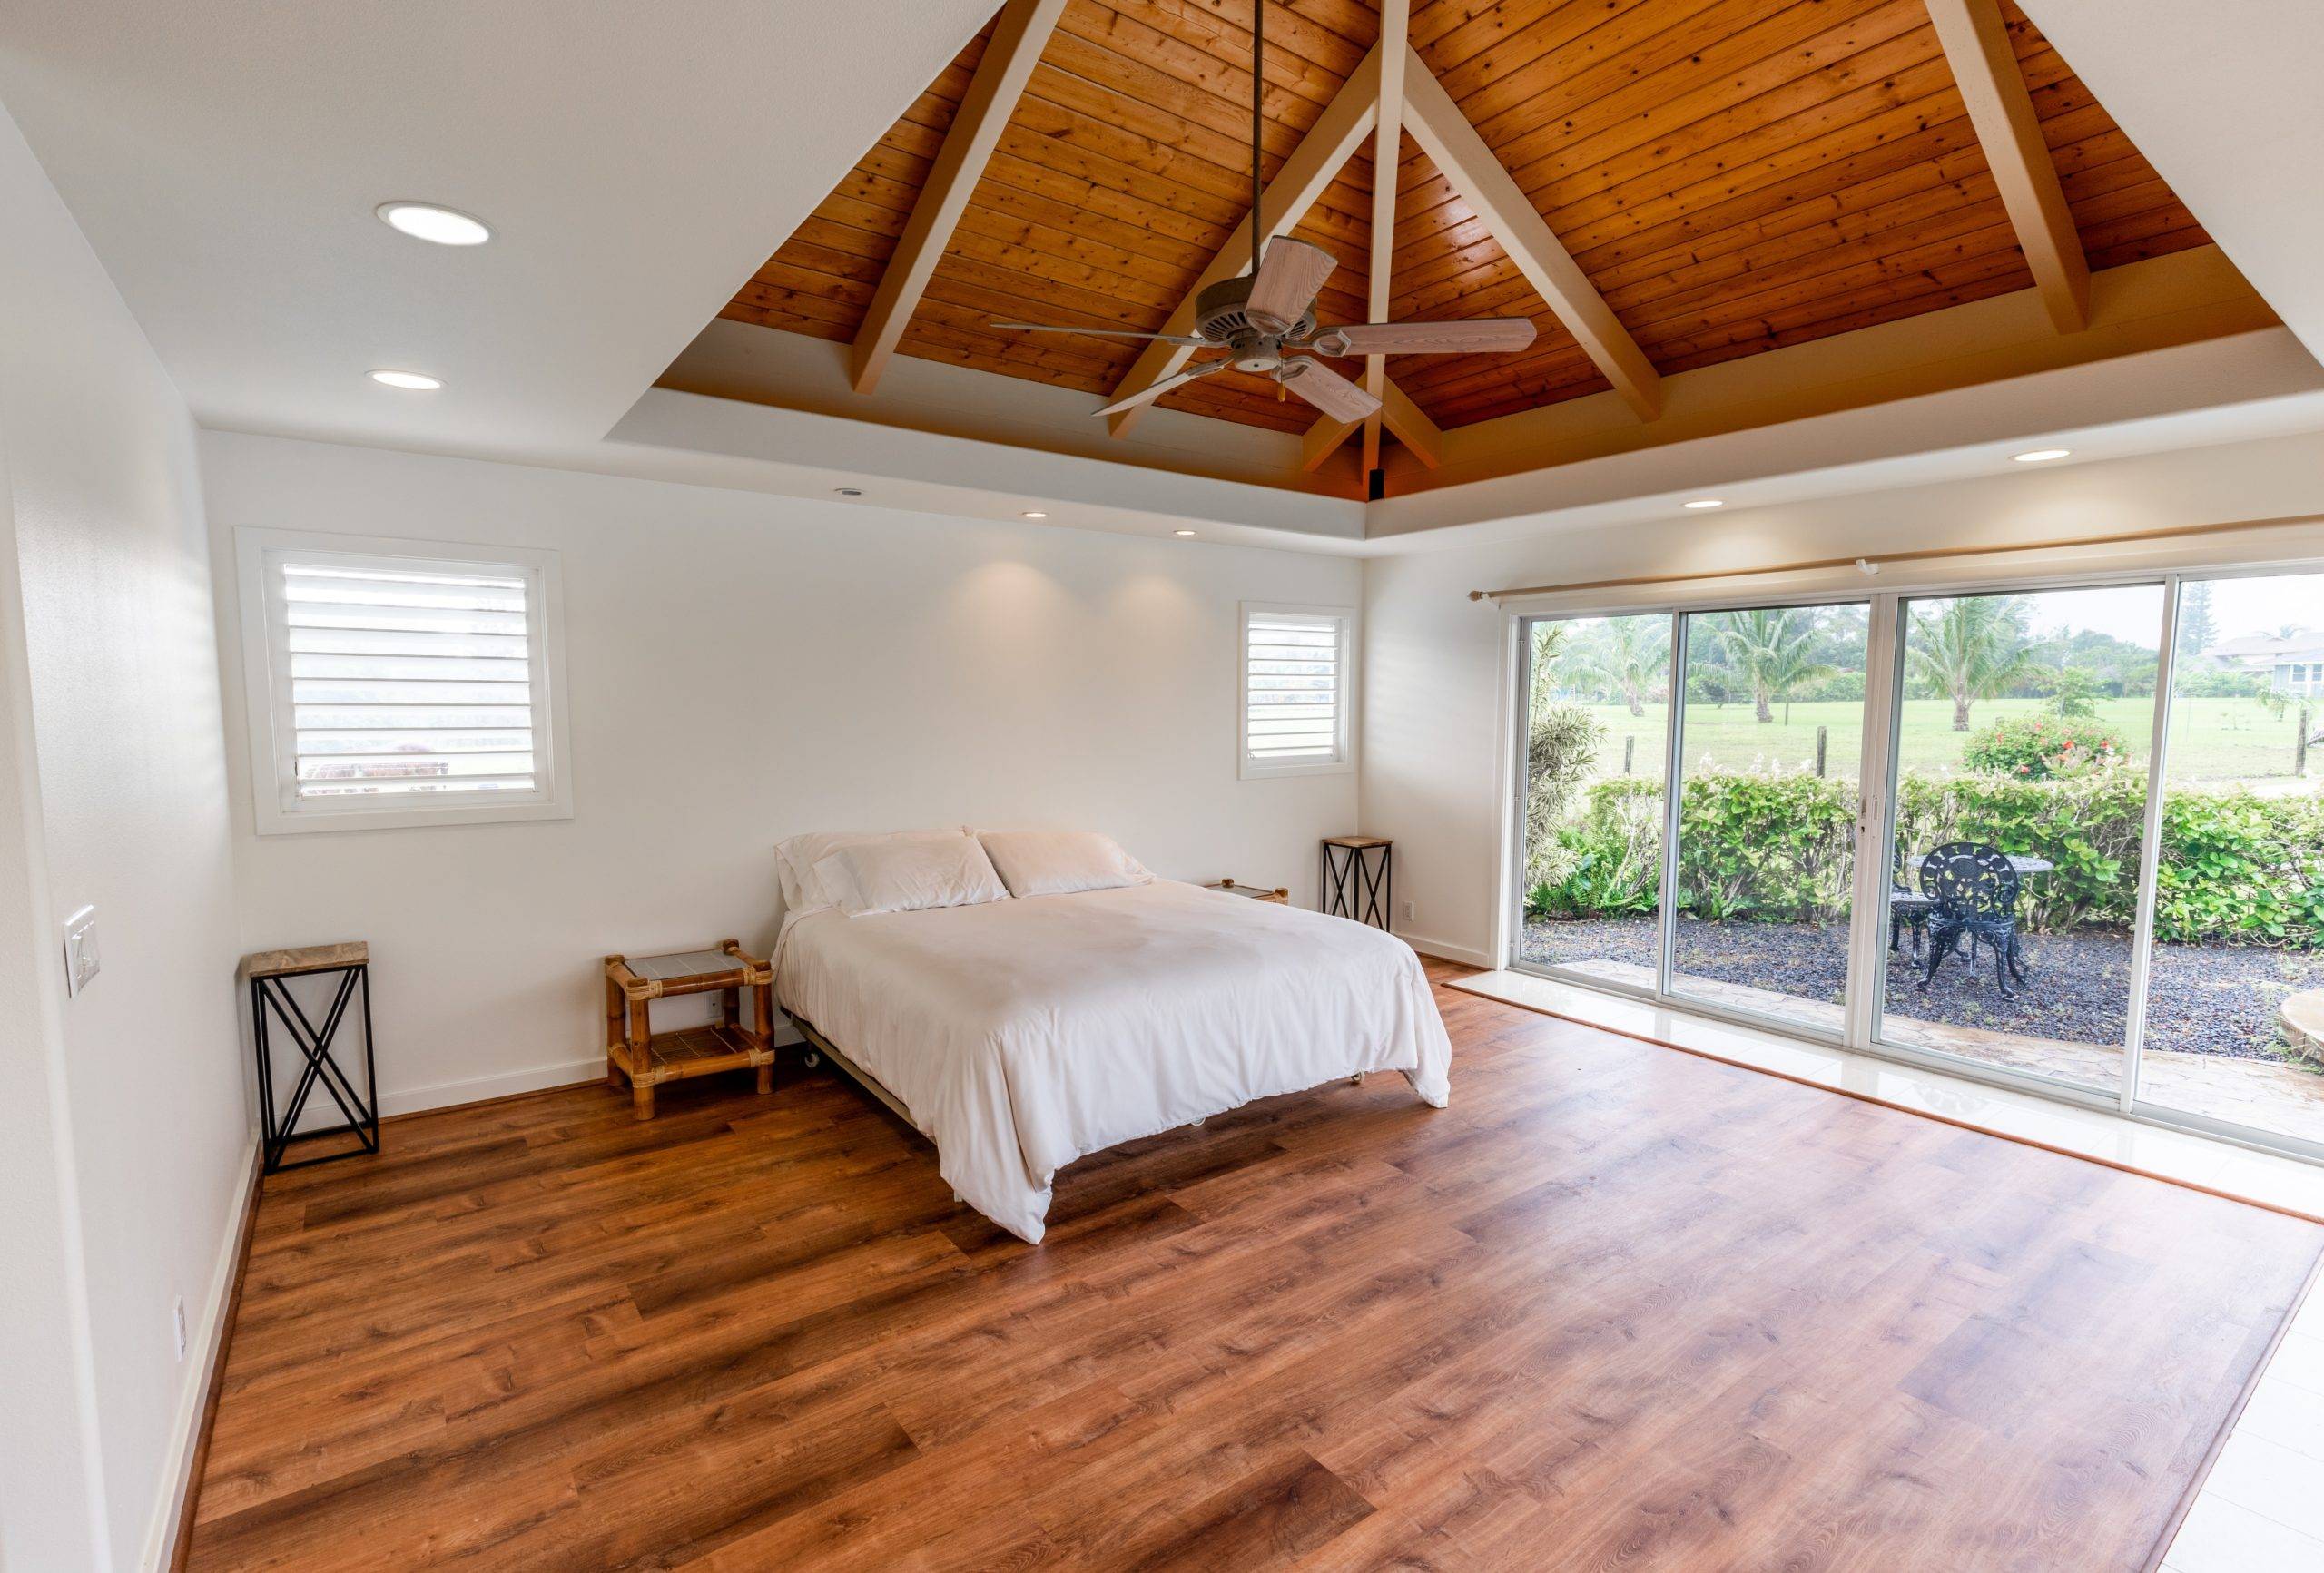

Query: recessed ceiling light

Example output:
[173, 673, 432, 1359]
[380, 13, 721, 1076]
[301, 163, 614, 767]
[376, 202, 491, 246]
[1174, 529, 1197, 537]
[1682, 498, 1725, 510]
[1022, 510, 1049, 519]
[833, 487, 862, 496]
[368, 369, 441, 390]
[2013, 447, 2073, 463]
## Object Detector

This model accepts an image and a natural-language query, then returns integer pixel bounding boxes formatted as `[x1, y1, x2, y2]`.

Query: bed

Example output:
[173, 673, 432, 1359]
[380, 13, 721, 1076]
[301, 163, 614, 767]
[773, 865, 1452, 1244]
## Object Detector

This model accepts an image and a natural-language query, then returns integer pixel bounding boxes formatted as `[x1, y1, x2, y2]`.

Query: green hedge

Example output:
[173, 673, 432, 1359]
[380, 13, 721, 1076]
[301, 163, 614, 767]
[1527, 769, 2324, 947]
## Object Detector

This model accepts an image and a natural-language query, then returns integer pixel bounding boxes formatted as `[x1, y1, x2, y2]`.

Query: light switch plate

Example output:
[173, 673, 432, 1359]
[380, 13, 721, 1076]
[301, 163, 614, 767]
[62, 906, 99, 997]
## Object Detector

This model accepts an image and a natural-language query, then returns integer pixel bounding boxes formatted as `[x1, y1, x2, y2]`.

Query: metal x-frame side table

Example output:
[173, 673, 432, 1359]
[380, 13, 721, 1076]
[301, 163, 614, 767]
[242, 941, 379, 1175]
[1322, 836, 1393, 929]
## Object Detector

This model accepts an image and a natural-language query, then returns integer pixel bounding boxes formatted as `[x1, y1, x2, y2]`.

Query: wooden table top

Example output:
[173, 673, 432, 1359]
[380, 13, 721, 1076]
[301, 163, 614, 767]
[240, 940, 368, 980]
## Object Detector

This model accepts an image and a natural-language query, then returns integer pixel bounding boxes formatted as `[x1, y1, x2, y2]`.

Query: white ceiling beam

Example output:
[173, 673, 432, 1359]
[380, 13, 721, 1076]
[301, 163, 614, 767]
[1285, 5, 1436, 482]
[1361, 1, 1410, 477]
[851, 0, 1070, 395]
[1301, 412, 1361, 472]
[1106, 42, 1382, 437]
[1298, 373, 1441, 473]
[1925, 0, 2090, 333]
[1400, 46, 1661, 420]
[1382, 375, 1442, 467]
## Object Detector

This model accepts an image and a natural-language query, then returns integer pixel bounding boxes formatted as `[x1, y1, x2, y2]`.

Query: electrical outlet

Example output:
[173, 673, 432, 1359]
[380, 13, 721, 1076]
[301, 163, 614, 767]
[172, 1295, 188, 1362]
[62, 906, 99, 997]
[1403, 900, 1416, 923]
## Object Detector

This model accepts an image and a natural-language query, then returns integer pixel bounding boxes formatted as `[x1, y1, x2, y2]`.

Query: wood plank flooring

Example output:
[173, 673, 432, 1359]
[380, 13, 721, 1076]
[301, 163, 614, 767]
[183, 962, 2323, 1570]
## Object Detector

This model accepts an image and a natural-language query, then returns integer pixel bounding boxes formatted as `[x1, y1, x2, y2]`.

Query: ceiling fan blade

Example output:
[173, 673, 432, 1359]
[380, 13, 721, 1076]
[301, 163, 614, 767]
[1279, 358, 1381, 423]
[1305, 318, 1539, 357]
[992, 321, 1210, 346]
[1245, 238, 1337, 332]
[1091, 359, 1228, 418]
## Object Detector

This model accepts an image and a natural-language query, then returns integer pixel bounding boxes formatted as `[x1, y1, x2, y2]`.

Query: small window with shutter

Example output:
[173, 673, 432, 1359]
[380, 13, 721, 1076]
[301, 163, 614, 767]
[1239, 603, 1354, 780]
[236, 529, 573, 832]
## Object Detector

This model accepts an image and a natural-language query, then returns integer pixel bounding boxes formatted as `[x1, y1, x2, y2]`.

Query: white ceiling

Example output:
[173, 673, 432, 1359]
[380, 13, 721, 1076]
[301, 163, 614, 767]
[0, 0, 990, 457]
[2021, 0, 2324, 374]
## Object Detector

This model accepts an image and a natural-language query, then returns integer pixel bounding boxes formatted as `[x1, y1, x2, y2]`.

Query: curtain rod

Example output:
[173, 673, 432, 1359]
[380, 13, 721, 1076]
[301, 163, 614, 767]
[1467, 513, 2324, 603]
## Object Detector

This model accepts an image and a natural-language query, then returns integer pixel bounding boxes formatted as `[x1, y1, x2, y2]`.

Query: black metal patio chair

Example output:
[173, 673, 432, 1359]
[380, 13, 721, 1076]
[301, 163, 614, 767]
[1888, 844, 1936, 957]
[1916, 842, 2027, 996]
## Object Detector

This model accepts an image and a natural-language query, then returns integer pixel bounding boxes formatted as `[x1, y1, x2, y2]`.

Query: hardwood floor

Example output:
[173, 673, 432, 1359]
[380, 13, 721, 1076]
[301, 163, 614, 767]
[183, 962, 2322, 1571]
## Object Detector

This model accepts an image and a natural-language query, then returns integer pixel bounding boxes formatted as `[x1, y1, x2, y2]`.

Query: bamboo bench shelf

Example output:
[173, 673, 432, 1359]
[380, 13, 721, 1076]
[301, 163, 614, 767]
[603, 940, 776, 1120]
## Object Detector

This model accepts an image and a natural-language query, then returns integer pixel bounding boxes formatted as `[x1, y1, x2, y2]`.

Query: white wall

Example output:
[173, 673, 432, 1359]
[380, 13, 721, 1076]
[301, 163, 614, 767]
[1362, 429, 2324, 967]
[0, 101, 250, 1570]
[202, 431, 1363, 1111]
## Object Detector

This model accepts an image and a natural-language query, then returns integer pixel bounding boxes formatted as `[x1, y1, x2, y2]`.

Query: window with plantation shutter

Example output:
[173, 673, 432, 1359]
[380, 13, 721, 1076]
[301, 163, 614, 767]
[1239, 603, 1354, 780]
[237, 529, 573, 833]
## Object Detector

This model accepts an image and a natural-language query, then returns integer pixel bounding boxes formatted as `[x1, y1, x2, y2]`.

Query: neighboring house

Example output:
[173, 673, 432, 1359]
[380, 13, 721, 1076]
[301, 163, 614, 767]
[2204, 631, 2324, 694]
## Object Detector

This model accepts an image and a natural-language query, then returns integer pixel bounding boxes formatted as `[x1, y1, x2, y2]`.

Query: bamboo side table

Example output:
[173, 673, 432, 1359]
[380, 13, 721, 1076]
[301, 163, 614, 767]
[603, 940, 776, 1120]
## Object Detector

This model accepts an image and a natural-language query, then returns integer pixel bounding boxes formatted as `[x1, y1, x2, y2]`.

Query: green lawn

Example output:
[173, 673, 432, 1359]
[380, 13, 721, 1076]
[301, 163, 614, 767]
[1567, 696, 2319, 785]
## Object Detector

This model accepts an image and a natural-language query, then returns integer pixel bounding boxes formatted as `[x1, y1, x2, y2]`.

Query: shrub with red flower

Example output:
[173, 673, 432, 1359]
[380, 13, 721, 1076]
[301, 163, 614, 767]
[1962, 713, 2128, 781]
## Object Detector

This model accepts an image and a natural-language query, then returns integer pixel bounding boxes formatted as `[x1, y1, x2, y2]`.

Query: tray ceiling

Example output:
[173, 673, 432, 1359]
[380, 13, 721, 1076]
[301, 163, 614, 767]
[692, 0, 2212, 486]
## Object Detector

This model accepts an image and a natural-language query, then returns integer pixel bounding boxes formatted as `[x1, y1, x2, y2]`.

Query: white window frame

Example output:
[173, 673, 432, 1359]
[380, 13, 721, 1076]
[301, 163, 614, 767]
[235, 526, 575, 835]
[1238, 601, 1354, 781]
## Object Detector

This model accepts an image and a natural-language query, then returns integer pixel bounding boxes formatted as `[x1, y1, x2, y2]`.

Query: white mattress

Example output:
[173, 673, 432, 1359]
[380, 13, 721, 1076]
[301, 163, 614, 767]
[774, 880, 1452, 1243]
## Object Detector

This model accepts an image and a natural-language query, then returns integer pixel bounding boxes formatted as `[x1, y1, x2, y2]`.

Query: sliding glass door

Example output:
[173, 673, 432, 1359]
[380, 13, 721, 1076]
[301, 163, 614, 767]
[1508, 564, 2324, 1165]
[1513, 613, 1671, 992]
[1873, 585, 2165, 1096]
[2135, 569, 2324, 1149]
[1669, 602, 1869, 1031]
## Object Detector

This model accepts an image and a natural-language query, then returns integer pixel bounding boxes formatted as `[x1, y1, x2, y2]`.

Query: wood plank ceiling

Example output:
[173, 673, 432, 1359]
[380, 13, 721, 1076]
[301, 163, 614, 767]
[713, 0, 2207, 464]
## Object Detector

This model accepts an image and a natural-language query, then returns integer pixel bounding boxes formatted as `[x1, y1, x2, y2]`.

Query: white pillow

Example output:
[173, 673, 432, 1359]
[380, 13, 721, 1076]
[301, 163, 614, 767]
[775, 827, 966, 915]
[977, 830, 1153, 898]
[813, 833, 1009, 917]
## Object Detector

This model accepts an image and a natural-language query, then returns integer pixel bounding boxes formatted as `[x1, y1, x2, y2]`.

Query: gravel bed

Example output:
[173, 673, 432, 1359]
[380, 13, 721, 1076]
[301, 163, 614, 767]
[1520, 916, 2324, 1062]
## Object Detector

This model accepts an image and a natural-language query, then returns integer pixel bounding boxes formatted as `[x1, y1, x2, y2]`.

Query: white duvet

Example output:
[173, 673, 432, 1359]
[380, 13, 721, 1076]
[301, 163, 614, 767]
[774, 880, 1452, 1243]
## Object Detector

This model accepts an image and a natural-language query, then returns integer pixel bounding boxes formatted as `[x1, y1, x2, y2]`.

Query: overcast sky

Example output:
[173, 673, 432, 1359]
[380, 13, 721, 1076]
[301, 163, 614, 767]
[1916, 574, 2324, 650]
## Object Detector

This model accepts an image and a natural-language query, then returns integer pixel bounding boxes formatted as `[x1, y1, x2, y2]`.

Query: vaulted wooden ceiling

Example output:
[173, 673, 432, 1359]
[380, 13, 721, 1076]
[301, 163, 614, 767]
[703, 0, 2211, 482]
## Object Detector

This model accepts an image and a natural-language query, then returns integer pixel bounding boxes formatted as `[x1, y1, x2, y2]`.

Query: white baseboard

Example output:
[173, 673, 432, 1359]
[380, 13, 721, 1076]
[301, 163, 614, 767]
[141, 1136, 259, 1573]
[1398, 930, 1493, 968]
[378, 1057, 607, 1118]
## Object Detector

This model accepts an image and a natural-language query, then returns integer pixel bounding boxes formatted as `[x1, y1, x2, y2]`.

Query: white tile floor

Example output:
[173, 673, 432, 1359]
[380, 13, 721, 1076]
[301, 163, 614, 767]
[1443, 968, 2324, 1572]
[2166, 1291, 2324, 1572]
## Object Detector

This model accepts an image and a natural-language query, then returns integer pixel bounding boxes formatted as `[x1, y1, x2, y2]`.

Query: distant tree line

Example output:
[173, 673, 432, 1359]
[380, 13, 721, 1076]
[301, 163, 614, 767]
[1534, 594, 2274, 731]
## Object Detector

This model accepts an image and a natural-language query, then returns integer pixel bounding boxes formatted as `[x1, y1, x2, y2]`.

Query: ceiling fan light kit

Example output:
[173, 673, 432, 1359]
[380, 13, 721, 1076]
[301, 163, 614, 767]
[991, 0, 1533, 434]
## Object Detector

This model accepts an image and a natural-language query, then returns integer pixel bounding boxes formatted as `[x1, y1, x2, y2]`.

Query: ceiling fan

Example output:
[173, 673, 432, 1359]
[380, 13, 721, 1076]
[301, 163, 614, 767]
[990, 4, 1537, 423]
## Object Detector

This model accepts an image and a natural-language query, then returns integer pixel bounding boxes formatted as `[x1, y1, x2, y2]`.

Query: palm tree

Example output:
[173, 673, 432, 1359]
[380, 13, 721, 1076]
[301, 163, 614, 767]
[1569, 617, 1668, 716]
[1707, 607, 1835, 723]
[1527, 622, 1569, 724]
[1909, 596, 2037, 731]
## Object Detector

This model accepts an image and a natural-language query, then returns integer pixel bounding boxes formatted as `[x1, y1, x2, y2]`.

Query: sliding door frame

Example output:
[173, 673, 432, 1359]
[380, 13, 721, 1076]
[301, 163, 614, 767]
[1653, 611, 1687, 1001]
[1501, 551, 2324, 1168]
[2122, 578, 2181, 1114]
[1513, 588, 1882, 1045]
[1842, 590, 1903, 1050]
[1661, 598, 1876, 1038]
[1864, 574, 2169, 1106]
[1506, 606, 1672, 1011]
